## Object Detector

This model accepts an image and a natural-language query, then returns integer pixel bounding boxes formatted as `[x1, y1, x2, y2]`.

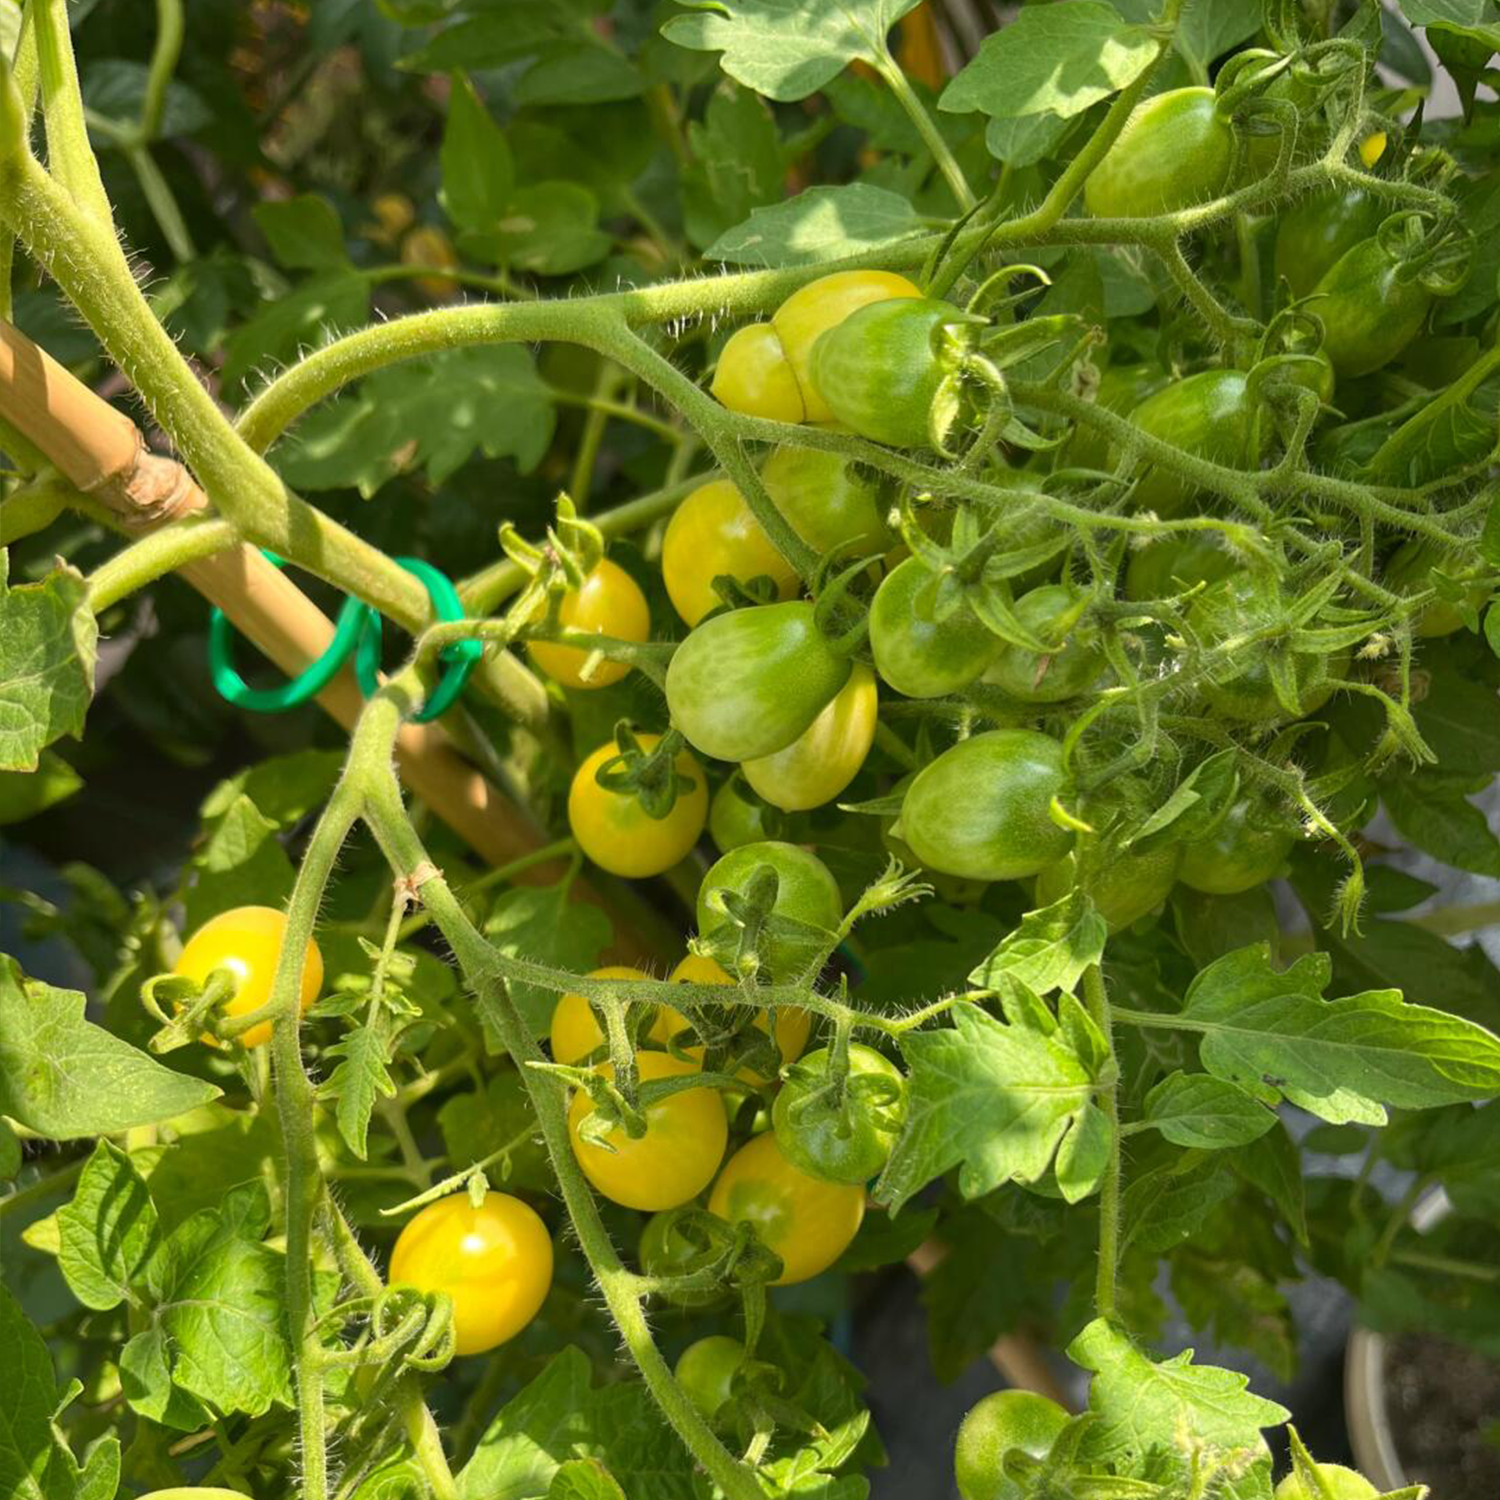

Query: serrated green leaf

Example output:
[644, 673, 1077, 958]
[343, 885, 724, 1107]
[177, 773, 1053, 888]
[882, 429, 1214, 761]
[1141, 1073, 1276, 1150]
[1382, 772, 1500, 877]
[221, 270, 370, 393]
[548, 1460, 626, 1500]
[968, 893, 1107, 996]
[251, 194, 349, 272]
[0, 557, 95, 772]
[56, 1141, 160, 1311]
[1121, 1155, 1238, 1254]
[320, 1009, 405, 1160]
[704, 182, 923, 267]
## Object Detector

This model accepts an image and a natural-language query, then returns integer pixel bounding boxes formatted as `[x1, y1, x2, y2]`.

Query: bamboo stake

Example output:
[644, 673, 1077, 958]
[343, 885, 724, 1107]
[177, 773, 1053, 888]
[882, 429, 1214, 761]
[0, 315, 664, 963]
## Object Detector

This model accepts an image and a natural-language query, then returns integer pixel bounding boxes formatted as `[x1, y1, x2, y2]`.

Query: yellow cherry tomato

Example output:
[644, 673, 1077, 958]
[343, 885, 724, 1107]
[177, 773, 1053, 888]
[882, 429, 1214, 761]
[742, 663, 878, 812]
[174, 905, 323, 1049]
[388, 1191, 553, 1356]
[568, 1051, 728, 1211]
[661, 479, 800, 627]
[1359, 131, 1387, 167]
[567, 733, 709, 878]
[529, 558, 650, 690]
[707, 1131, 864, 1284]
[712, 323, 805, 423]
[670, 954, 811, 1082]
[771, 270, 923, 424]
[400, 224, 460, 299]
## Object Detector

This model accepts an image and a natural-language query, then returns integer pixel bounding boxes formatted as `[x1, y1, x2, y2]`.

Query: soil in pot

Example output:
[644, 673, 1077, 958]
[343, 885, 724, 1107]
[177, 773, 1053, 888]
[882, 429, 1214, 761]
[1386, 1331, 1500, 1496]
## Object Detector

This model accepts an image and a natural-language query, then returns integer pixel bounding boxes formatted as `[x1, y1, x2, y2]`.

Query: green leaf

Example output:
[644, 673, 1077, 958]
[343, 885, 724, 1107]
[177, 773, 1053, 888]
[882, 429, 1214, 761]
[274, 345, 556, 496]
[0, 1117, 18, 1180]
[483, 884, 612, 1039]
[985, 111, 1076, 166]
[1174, 0, 1264, 76]
[682, 83, 785, 251]
[82, 58, 210, 136]
[1069, 1316, 1289, 1464]
[548, 1461, 626, 1500]
[251, 194, 349, 272]
[320, 1009, 405, 1160]
[940, 2, 1158, 121]
[704, 182, 924, 267]
[1171, 885, 1281, 970]
[513, 42, 643, 106]
[437, 1071, 554, 1195]
[200, 749, 344, 829]
[441, 74, 515, 234]
[1181, 944, 1500, 1125]
[0, 748, 82, 824]
[1408, 668, 1500, 774]
[0, 556, 96, 772]
[1381, 772, 1500, 877]
[134, 1103, 277, 1235]
[662, 0, 925, 102]
[968, 893, 1107, 996]
[182, 792, 294, 929]
[1385, 1100, 1500, 1219]
[118, 1324, 212, 1431]
[0, 1283, 122, 1500]
[1055, 1099, 1111, 1202]
[1129, 751, 1239, 854]
[220, 270, 371, 393]
[0, 957, 218, 1137]
[875, 986, 1098, 1213]
[1141, 1072, 1276, 1150]
[471, 182, 612, 276]
[56, 1141, 160, 1311]
[1121, 1155, 1238, 1255]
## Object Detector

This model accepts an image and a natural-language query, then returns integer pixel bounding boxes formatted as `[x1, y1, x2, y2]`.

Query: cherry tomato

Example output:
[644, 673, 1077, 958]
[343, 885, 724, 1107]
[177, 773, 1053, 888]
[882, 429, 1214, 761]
[870, 556, 1000, 698]
[1311, 237, 1432, 378]
[174, 905, 323, 1049]
[897, 730, 1073, 882]
[1274, 1464, 1379, 1500]
[400, 224, 460, 299]
[760, 447, 892, 556]
[567, 733, 708, 878]
[551, 966, 688, 1065]
[772, 269, 923, 423]
[1383, 539, 1487, 637]
[529, 558, 651, 690]
[1084, 87, 1236, 219]
[1273, 187, 1384, 300]
[1124, 533, 1237, 601]
[772, 1043, 906, 1184]
[1064, 362, 1171, 470]
[638, 1206, 725, 1307]
[709, 776, 777, 853]
[567, 1050, 727, 1212]
[671, 953, 811, 1080]
[984, 585, 1104, 703]
[742, 663, 878, 812]
[810, 297, 964, 448]
[707, 1131, 865, 1285]
[881, 772, 991, 906]
[388, 1191, 553, 1356]
[697, 841, 843, 982]
[1035, 844, 1179, 932]
[1123, 371, 1252, 517]
[712, 323, 804, 423]
[954, 1389, 1070, 1500]
[675, 1335, 745, 1420]
[1187, 574, 1348, 722]
[1176, 795, 1297, 895]
[667, 601, 850, 762]
[661, 479, 799, 627]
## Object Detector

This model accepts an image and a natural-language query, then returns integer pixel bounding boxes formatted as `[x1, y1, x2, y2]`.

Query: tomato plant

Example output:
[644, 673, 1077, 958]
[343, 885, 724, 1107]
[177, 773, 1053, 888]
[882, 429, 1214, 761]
[7, 4, 1499, 1499]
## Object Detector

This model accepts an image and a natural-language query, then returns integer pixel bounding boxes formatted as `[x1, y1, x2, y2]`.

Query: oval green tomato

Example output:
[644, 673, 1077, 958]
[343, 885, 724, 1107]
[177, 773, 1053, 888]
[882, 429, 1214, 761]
[954, 1389, 1071, 1500]
[743, 663, 878, 812]
[1312, 237, 1432, 378]
[1035, 844, 1179, 931]
[870, 556, 1000, 698]
[708, 775, 777, 853]
[984, 584, 1105, 703]
[1273, 187, 1385, 300]
[675, 1335, 746, 1420]
[1124, 370, 1251, 516]
[1187, 574, 1349, 723]
[1084, 87, 1235, 219]
[898, 730, 1073, 882]
[811, 297, 963, 449]
[772, 1042, 906, 1184]
[1177, 795, 1298, 894]
[760, 447, 892, 556]
[667, 601, 850, 763]
[1124, 532, 1237, 601]
[697, 840, 843, 982]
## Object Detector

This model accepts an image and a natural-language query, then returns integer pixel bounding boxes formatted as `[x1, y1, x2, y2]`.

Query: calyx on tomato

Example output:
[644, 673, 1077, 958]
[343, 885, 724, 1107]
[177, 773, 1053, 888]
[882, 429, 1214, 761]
[983, 584, 1105, 703]
[870, 555, 1001, 699]
[772, 1042, 906, 1184]
[954, 1389, 1071, 1500]
[661, 478, 799, 627]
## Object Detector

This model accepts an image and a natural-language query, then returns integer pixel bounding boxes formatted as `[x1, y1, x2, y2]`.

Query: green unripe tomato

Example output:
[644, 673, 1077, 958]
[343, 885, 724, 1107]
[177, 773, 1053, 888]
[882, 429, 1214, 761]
[1123, 370, 1252, 517]
[697, 840, 843, 981]
[1273, 187, 1385, 300]
[135, 1492, 260, 1500]
[870, 556, 1000, 698]
[1177, 795, 1298, 895]
[639, 1207, 724, 1308]
[1311, 238, 1432, 378]
[708, 776, 776, 853]
[675, 1335, 745, 1420]
[881, 773, 992, 905]
[760, 447, 892, 556]
[1124, 533, 1237, 601]
[1383, 539, 1488, 637]
[1084, 87, 1236, 219]
[772, 1043, 906, 1184]
[954, 1389, 1071, 1500]
[1064, 362, 1171, 470]
[984, 585, 1105, 703]
[1035, 844, 1179, 932]
[811, 297, 965, 449]
[898, 730, 1073, 882]
[667, 602, 850, 763]
[1187, 574, 1349, 723]
[1273, 1463, 1380, 1500]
